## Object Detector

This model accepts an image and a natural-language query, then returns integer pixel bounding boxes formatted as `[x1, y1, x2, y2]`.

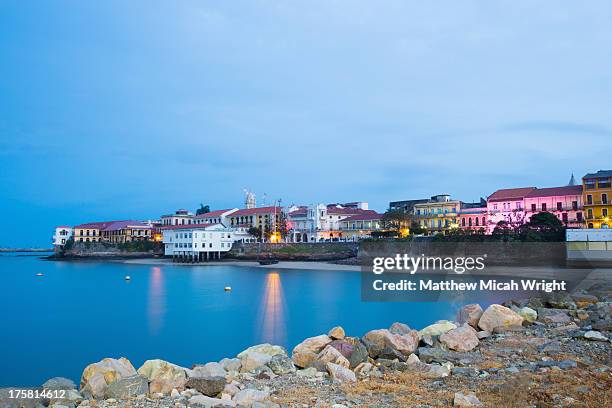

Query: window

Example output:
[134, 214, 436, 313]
[531, 204, 536, 212]
[493, 204, 498, 210]
[541, 203, 547, 211]
[603, 193, 608, 204]
[516, 202, 522, 210]
[572, 201, 578, 210]
[577, 212, 583, 222]
[587, 195, 593, 205]
[468, 218, 472, 227]
[562, 213, 568, 223]
[557, 202, 562, 211]
[588, 209, 593, 219]
[461, 218, 466, 227]
[604, 208, 609, 217]
[482, 217, 486, 225]
[475, 217, 479, 226]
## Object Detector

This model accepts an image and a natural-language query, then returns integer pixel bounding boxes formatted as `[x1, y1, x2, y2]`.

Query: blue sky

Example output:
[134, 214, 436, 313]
[1, 1, 611, 247]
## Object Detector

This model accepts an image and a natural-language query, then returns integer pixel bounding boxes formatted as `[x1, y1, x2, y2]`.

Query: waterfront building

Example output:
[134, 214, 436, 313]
[524, 185, 584, 228]
[227, 206, 283, 239]
[161, 223, 237, 262]
[338, 211, 383, 240]
[194, 208, 238, 225]
[161, 209, 194, 226]
[100, 220, 153, 243]
[388, 198, 430, 214]
[486, 187, 535, 233]
[52, 226, 73, 247]
[413, 195, 462, 233]
[459, 206, 488, 231]
[582, 170, 612, 229]
[73, 221, 119, 243]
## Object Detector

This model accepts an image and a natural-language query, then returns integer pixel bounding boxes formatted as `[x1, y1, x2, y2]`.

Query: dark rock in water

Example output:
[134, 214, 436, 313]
[417, 347, 482, 365]
[329, 339, 354, 359]
[105, 375, 148, 399]
[268, 354, 296, 375]
[389, 322, 412, 335]
[186, 375, 226, 397]
[42, 377, 76, 390]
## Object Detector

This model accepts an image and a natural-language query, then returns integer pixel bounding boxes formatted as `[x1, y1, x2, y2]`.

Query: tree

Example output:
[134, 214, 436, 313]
[196, 204, 210, 216]
[410, 220, 426, 235]
[518, 212, 565, 242]
[382, 209, 411, 235]
[492, 221, 515, 241]
[248, 227, 262, 240]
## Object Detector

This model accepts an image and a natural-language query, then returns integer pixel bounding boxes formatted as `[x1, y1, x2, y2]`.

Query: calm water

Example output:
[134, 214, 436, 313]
[2, 254, 470, 386]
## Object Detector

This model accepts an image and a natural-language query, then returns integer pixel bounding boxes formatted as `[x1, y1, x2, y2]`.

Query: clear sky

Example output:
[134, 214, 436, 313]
[1, 1, 611, 247]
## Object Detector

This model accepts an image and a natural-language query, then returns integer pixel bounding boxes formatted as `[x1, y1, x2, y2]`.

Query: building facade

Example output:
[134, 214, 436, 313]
[193, 208, 238, 225]
[414, 195, 461, 233]
[583, 170, 612, 229]
[338, 212, 383, 240]
[524, 185, 584, 228]
[52, 226, 73, 247]
[227, 206, 283, 239]
[73, 221, 118, 242]
[459, 207, 487, 231]
[161, 209, 194, 226]
[486, 187, 535, 233]
[162, 223, 237, 261]
[100, 220, 153, 243]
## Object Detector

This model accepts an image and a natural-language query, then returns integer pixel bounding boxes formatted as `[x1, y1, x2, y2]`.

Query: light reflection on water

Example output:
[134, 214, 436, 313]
[147, 266, 166, 335]
[257, 271, 287, 345]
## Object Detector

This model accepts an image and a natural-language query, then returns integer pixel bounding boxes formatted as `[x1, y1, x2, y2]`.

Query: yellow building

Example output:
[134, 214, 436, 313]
[73, 221, 116, 242]
[338, 212, 383, 240]
[413, 195, 461, 234]
[227, 206, 282, 239]
[583, 170, 612, 229]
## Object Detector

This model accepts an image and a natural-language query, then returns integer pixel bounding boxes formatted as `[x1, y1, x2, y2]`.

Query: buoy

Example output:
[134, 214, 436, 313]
[36, 273, 44, 277]
[125, 275, 131, 281]
[224, 286, 232, 292]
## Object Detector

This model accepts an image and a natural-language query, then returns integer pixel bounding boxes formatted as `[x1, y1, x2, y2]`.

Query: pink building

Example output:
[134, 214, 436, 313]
[459, 207, 487, 231]
[523, 185, 583, 228]
[486, 187, 536, 233]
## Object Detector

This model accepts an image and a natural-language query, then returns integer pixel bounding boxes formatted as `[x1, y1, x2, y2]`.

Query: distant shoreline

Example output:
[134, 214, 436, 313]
[0, 248, 54, 253]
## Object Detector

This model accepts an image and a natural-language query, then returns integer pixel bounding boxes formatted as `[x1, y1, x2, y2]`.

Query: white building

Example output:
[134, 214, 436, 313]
[162, 223, 250, 261]
[52, 226, 73, 247]
[161, 209, 194, 226]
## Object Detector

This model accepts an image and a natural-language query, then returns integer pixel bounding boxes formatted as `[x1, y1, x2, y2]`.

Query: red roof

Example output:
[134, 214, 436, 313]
[161, 223, 216, 230]
[230, 206, 282, 216]
[327, 207, 374, 215]
[342, 212, 382, 221]
[525, 185, 583, 198]
[74, 220, 125, 229]
[102, 220, 151, 231]
[194, 208, 236, 219]
[487, 187, 536, 202]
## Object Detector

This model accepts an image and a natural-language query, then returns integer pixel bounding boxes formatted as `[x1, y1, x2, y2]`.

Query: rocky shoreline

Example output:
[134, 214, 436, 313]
[2, 286, 610, 408]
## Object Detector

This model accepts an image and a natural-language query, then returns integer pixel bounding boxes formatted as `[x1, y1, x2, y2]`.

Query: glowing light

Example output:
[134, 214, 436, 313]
[257, 272, 286, 345]
[269, 232, 281, 243]
[147, 267, 166, 335]
[400, 228, 410, 237]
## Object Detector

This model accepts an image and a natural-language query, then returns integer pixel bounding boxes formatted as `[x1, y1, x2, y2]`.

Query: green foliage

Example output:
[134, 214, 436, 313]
[248, 226, 262, 239]
[62, 237, 74, 251]
[382, 209, 411, 232]
[410, 220, 426, 235]
[117, 240, 161, 252]
[433, 228, 487, 242]
[518, 211, 566, 242]
[196, 204, 210, 215]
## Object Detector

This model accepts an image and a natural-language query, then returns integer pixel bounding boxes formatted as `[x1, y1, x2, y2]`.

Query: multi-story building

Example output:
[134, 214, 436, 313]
[52, 226, 73, 247]
[161, 209, 194, 226]
[486, 187, 535, 233]
[459, 207, 488, 231]
[227, 206, 283, 239]
[100, 220, 153, 243]
[583, 170, 612, 229]
[73, 221, 119, 243]
[193, 208, 238, 225]
[338, 211, 383, 241]
[161, 223, 237, 261]
[388, 198, 430, 214]
[524, 185, 584, 228]
[414, 195, 462, 233]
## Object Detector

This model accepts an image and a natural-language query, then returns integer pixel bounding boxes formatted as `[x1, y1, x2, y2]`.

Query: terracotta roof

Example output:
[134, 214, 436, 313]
[230, 206, 282, 216]
[161, 223, 217, 230]
[525, 185, 583, 198]
[56, 226, 72, 229]
[487, 187, 536, 202]
[341, 212, 382, 221]
[74, 220, 125, 229]
[194, 208, 236, 219]
[327, 207, 374, 215]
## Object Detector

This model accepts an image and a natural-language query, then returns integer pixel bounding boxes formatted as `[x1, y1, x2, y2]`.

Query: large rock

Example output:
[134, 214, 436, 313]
[219, 358, 241, 373]
[328, 326, 345, 340]
[329, 340, 354, 359]
[43, 377, 76, 390]
[362, 329, 419, 360]
[186, 376, 226, 397]
[389, 322, 412, 335]
[517, 307, 538, 324]
[137, 359, 188, 394]
[191, 362, 227, 378]
[454, 392, 482, 407]
[439, 325, 480, 352]
[189, 395, 236, 407]
[237, 344, 287, 358]
[345, 337, 369, 369]
[478, 305, 523, 332]
[457, 304, 483, 328]
[291, 335, 332, 368]
[267, 354, 296, 375]
[233, 389, 270, 407]
[80, 357, 137, 399]
[105, 375, 148, 399]
[584, 330, 609, 341]
[316, 345, 350, 368]
[418, 320, 457, 338]
[239, 352, 272, 373]
[417, 347, 482, 365]
[353, 362, 382, 379]
[326, 362, 356, 384]
[537, 308, 571, 324]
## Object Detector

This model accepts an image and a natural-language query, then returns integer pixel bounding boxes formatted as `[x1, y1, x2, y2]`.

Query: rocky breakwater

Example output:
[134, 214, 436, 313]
[3, 289, 610, 408]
